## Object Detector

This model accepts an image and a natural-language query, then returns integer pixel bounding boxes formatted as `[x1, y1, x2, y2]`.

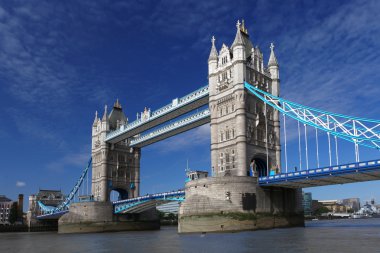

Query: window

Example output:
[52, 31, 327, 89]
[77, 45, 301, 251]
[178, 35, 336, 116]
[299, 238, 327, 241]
[226, 129, 230, 140]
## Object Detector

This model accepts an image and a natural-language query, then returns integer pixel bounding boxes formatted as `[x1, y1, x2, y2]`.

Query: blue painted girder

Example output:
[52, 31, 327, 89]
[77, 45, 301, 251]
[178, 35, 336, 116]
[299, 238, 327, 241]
[259, 159, 380, 188]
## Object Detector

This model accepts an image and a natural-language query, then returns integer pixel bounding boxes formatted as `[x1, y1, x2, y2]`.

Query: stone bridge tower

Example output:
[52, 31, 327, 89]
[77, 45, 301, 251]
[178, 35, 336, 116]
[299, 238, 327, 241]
[208, 20, 281, 178]
[179, 21, 303, 233]
[91, 100, 140, 202]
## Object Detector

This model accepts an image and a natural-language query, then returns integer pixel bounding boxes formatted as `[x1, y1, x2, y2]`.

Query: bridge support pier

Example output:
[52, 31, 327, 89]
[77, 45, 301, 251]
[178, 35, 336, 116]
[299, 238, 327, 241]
[178, 176, 304, 233]
[58, 202, 160, 234]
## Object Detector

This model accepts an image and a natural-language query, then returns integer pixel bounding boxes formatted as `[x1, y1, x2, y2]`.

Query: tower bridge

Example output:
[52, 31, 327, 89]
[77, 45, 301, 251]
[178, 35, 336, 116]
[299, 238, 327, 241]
[34, 20, 380, 234]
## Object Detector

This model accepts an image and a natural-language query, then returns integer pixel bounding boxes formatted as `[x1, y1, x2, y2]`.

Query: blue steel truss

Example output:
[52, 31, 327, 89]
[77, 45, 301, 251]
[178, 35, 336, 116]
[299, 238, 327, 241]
[37, 158, 92, 216]
[259, 159, 380, 187]
[130, 108, 210, 147]
[113, 190, 185, 214]
[106, 85, 209, 141]
[245, 82, 380, 150]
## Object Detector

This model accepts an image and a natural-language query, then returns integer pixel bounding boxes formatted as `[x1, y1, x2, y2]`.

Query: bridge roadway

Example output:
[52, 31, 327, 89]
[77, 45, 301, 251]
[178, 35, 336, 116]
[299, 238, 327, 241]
[106, 85, 209, 144]
[113, 190, 185, 214]
[37, 190, 185, 219]
[37, 160, 380, 219]
[259, 159, 380, 188]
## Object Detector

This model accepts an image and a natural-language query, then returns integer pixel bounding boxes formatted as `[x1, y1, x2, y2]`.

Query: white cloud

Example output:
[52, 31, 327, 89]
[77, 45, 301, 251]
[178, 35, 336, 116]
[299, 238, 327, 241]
[16, 181, 26, 187]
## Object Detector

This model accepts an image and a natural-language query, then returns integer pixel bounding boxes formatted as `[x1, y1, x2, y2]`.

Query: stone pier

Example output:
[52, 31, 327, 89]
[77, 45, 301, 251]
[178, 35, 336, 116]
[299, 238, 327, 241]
[178, 176, 304, 233]
[58, 202, 159, 234]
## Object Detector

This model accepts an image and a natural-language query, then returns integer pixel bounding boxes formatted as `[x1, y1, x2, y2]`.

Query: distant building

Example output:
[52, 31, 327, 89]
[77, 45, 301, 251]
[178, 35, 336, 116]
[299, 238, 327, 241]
[318, 199, 349, 213]
[341, 198, 360, 212]
[0, 194, 24, 225]
[0, 195, 13, 225]
[302, 192, 312, 216]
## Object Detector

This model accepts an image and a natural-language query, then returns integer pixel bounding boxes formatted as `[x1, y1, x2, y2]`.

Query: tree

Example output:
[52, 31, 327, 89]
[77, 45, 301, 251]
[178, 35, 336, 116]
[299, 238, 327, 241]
[9, 202, 18, 224]
[313, 206, 330, 216]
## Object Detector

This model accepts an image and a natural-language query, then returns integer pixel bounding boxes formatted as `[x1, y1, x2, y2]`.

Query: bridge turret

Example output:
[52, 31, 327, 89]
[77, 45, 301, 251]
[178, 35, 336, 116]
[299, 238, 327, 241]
[208, 36, 218, 75]
[231, 20, 246, 61]
[92, 111, 99, 135]
[101, 105, 109, 132]
[267, 42, 281, 168]
[268, 43, 279, 89]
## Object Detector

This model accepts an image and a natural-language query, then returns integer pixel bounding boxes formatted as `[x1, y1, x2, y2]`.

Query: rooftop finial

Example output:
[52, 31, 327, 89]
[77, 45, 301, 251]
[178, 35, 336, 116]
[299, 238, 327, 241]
[236, 20, 241, 29]
[268, 42, 279, 67]
[208, 35, 218, 61]
[240, 19, 248, 34]
[270, 42, 275, 51]
[114, 98, 122, 109]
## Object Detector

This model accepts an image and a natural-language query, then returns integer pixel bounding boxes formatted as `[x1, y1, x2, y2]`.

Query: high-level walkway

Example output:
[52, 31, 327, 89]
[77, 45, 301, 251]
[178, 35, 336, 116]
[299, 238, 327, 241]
[105, 86, 209, 144]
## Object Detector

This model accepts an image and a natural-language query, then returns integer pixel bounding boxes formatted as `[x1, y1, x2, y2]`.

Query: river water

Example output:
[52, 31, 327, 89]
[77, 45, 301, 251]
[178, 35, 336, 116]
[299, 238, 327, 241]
[1, 218, 380, 253]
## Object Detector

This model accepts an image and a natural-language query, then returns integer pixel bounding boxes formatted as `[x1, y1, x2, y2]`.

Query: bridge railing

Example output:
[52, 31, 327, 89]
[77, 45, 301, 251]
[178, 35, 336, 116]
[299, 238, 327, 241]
[259, 159, 380, 184]
[129, 108, 210, 146]
[105, 85, 209, 141]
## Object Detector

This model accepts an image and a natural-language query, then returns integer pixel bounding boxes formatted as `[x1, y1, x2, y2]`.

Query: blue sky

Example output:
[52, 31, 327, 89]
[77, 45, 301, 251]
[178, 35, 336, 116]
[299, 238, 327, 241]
[1, 0, 380, 210]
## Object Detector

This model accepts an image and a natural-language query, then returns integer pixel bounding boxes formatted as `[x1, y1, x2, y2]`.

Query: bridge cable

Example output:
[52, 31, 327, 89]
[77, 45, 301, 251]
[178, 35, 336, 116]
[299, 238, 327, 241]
[353, 121, 360, 162]
[304, 123, 309, 170]
[327, 117, 332, 166]
[265, 101, 269, 176]
[328, 132, 332, 166]
[282, 108, 288, 173]
[86, 165, 89, 196]
[81, 175, 84, 196]
[315, 128, 320, 168]
[334, 124, 339, 165]
[298, 120, 302, 170]
[304, 109, 309, 170]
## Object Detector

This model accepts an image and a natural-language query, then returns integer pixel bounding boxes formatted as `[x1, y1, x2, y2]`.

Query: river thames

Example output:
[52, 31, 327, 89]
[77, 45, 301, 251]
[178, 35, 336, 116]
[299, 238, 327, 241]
[1, 218, 380, 253]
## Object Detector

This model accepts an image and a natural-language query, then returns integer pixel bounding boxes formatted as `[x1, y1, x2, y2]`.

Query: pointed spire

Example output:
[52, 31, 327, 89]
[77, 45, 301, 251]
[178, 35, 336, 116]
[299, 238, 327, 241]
[102, 105, 108, 121]
[268, 42, 279, 67]
[93, 111, 98, 126]
[241, 19, 248, 34]
[231, 20, 244, 48]
[208, 36, 218, 62]
[114, 98, 122, 109]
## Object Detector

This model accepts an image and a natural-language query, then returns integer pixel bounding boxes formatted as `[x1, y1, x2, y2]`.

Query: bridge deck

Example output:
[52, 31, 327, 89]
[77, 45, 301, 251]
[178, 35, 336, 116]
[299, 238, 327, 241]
[36, 210, 68, 220]
[259, 159, 380, 188]
[113, 190, 185, 214]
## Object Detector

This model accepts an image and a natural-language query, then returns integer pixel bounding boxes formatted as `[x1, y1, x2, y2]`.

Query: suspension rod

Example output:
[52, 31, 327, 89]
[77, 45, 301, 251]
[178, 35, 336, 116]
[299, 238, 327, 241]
[315, 128, 320, 168]
[298, 120, 302, 170]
